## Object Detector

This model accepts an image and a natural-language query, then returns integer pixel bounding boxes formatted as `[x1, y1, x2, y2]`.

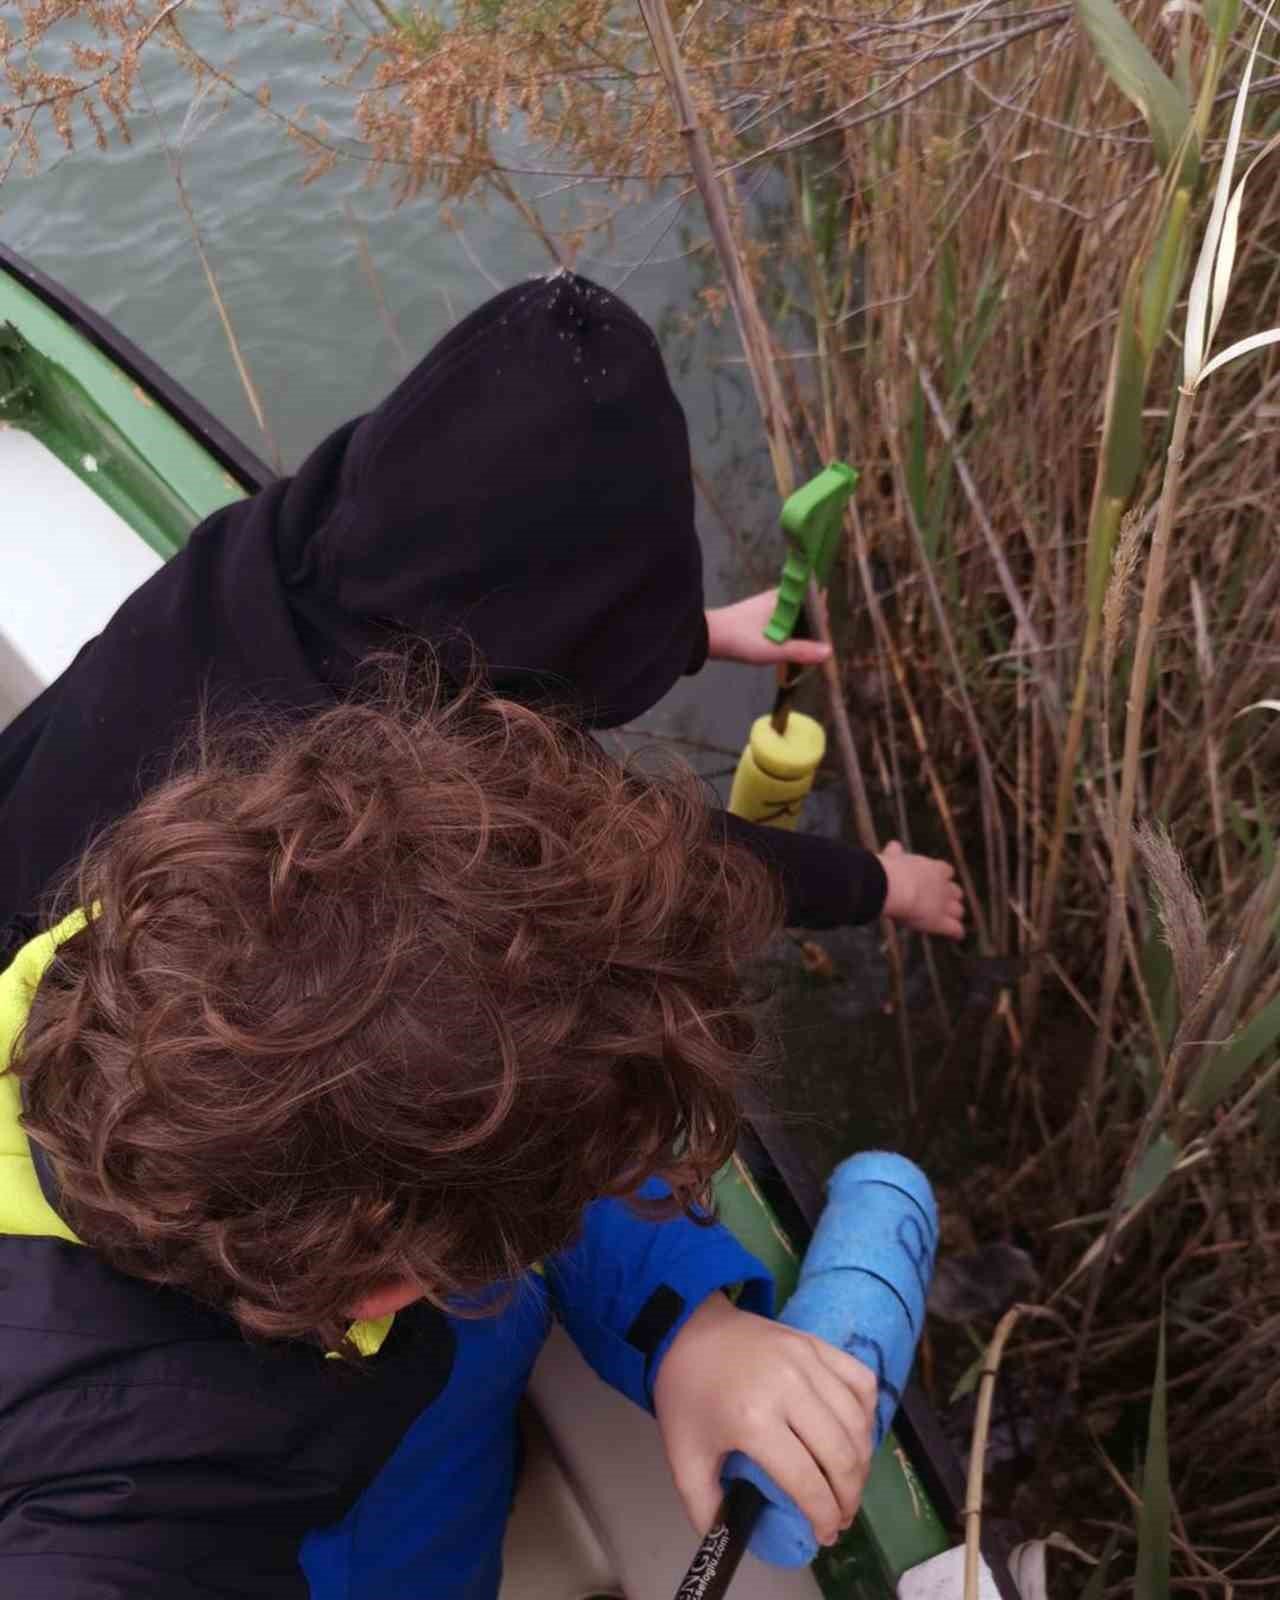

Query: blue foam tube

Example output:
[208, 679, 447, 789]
[722, 1150, 939, 1568]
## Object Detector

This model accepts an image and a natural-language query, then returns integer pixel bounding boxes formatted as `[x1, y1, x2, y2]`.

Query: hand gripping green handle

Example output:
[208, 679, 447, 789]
[763, 462, 859, 644]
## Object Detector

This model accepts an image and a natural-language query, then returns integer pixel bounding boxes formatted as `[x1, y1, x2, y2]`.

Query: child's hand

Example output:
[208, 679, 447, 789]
[878, 841, 965, 940]
[653, 1292, 876, 1547]
[705, 590, 831, 667]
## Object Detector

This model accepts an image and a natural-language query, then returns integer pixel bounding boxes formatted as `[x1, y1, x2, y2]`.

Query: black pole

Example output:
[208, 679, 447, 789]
[672, 1480, 767, 1600]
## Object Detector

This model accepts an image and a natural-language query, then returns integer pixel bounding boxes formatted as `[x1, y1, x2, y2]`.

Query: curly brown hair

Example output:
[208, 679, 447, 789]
[15, 668, 779, 1351]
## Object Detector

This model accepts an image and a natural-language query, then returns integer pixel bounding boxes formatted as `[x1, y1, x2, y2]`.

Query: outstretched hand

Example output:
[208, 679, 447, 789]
[705, 589, 831, 668]
[654, 1291, 875, 1548]
[878, 841, 966, 940]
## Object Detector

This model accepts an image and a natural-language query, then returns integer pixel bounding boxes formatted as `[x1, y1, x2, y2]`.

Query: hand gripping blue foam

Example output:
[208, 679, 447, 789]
[722, 1151, 938, 1567]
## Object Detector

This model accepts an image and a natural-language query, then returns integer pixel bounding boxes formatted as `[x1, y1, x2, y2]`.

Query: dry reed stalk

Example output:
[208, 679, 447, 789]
[876, 374, 1009, 951]
[808, 572, 918, 1114]
[1086, 385, 1196, 1149]
[904, 337, 1062, 734]
[342, 199, 411, 377]
[962, 1303, 1069, 1600]
[486, 170, 567, 269]
[145, 84, 282, 472]
[962, 1304, 1026, 1600]
[848, 499, 989, 944]
[634, 0, 796, 495]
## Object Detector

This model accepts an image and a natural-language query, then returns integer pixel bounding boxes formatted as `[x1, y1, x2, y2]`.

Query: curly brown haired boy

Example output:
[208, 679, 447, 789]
[0, 670, 876, 1599]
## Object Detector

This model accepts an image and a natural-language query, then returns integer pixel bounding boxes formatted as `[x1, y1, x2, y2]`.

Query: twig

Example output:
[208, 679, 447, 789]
[848, 503, 987, 945]
[877, 375, 1008, 949]
[963, 1304, 1067, 1600]
[450, 223, 504, 291]
[343, 200, 411, 377]
[691, 463, 753, 575]
[144, 83, 282, 472]
[905, 336, 1062, 732]
[1, 0, 194, 115]
[634, 0, 796, 494]
[1087, 387, 1196, 1145]
[807, 575, 917, 1115]
[487, 169, 568, 269]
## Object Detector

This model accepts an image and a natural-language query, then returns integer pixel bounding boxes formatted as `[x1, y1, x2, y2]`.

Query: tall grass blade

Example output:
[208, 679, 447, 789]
[939, 239, 957, 389]
[1078, 1529, 1121, 1600]
[1209, 130, 1280, 352]
[1138, 910, 1177, 1052]
[1184, 990, 1280, 1112]
[1262, 1077, 1280, 1141]
[1134, 1312, 1171, 1600]
[1209, 179, 1246, 348]
[1173, 10, 1192, 103]
[950, 266, 1003, 405]
[1197, 327, 1280, 384]
[1204, 0, 1243, 47]
[1140, 193, 1191, 357]
[1076, 0, 1190, 171]
[1103, 305, 1146, 502]
[1124, 1131, 1179, 1208]
[1184, 3, 1275, 384]
[908, 377, 930, 547]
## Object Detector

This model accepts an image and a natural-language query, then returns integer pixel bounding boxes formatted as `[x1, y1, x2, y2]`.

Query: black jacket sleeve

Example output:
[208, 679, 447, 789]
[717, 812, 888, 928]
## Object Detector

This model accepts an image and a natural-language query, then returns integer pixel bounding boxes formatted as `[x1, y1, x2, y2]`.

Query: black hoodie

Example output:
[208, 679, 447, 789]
[0, 272, 885, 957]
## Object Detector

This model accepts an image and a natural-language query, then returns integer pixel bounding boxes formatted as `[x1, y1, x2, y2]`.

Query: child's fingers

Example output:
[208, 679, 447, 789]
[780, 1386, 867, 1533]
[807, 1345, 878, 1492]
[921, 863, 966, 940]
[738, 636, 832, 666]
[933, 899, 965, 939]
[666, 1437, 729, 1537]
[773, 638, 832, 665]
[809, 1340, 879, 1423]
[747, 1423, 845, 1546]
[794, 1364, 874, 1521]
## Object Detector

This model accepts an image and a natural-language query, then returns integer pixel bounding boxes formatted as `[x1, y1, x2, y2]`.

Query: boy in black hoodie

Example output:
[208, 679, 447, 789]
[0, 270, 963, 959]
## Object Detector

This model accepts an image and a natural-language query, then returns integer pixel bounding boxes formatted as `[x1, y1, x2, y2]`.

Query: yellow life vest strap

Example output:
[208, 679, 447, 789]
[0, 910, 86, 1243]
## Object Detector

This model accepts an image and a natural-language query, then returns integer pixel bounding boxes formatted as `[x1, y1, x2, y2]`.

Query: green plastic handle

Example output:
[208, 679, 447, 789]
[764, 462, 859, 644]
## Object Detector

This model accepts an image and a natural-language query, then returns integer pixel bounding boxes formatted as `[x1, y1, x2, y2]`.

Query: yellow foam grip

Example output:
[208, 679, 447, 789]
[727, 713, 826, 831]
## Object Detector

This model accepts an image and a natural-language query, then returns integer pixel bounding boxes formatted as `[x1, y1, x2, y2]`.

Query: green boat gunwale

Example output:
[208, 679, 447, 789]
[732, 1120, 1026, 1600]
[0, 246, 1021, 1600]
[0, 242, 275, 500]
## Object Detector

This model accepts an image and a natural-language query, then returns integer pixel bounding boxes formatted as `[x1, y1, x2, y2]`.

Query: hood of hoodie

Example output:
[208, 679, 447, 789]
[279, 272, 707, 728]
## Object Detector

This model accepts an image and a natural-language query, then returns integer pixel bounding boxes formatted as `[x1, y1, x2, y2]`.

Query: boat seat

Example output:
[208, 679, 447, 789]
[0, 425, 161, 728]
[502, 1402, 620, 1600]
